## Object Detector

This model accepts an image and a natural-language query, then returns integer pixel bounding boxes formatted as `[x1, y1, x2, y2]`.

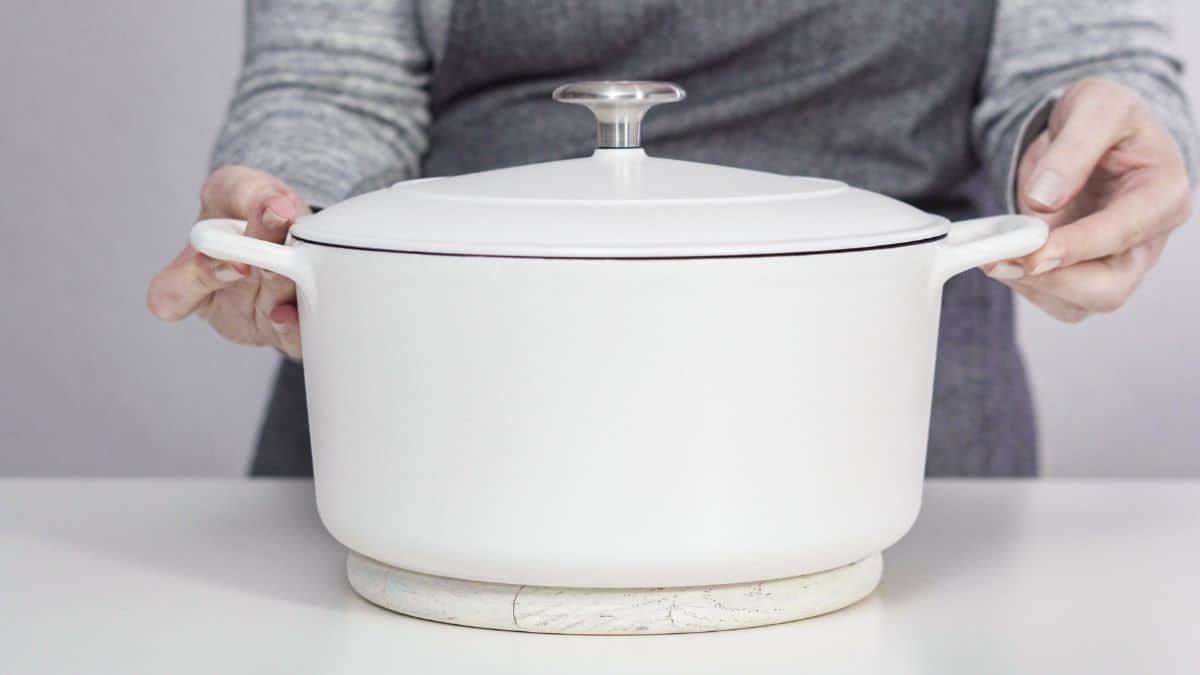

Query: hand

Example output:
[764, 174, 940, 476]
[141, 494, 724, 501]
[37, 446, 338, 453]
[986, 78, 1192, 322]
[147, 166, 310, 358]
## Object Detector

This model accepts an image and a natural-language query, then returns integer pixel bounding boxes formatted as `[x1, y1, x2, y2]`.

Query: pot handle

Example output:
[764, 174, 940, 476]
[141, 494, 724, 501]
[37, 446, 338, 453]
[189, 218, 315, 297]
[931, 214, 1048, 284]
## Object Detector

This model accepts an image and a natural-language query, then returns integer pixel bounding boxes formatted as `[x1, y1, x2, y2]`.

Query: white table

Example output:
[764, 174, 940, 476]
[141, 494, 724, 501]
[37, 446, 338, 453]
[2, 479, 1197, 674]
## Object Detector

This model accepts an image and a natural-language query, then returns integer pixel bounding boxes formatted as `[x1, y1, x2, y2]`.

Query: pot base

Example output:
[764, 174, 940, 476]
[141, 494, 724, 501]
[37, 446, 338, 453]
[346, 551, 883, 634]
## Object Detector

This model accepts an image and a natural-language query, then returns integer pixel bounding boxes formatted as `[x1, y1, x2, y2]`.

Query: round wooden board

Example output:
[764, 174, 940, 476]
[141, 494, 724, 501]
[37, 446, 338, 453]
[347, 551, 883, 635]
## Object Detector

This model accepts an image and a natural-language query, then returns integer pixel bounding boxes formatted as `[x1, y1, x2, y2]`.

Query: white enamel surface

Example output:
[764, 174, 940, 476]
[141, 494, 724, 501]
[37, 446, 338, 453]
[289, 150, 949, 256]
[295, 240, 939, 587]
[410, 149, 835, 201]
[931, 214, 1049, 282]
[5, 480, 1199, 674]
[346, 552, 883, 634]
[189, 214, 1045, 588]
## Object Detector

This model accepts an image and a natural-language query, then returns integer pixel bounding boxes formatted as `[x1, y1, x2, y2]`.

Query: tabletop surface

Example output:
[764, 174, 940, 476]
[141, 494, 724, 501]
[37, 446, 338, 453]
[2, 479, 1197, 674]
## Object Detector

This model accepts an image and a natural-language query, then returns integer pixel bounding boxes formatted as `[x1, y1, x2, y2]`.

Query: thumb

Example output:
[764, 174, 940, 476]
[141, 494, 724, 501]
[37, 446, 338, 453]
[243, 190, 311, 244]
[1022, 80, 1140, 213]
[199, 165, 310, 243]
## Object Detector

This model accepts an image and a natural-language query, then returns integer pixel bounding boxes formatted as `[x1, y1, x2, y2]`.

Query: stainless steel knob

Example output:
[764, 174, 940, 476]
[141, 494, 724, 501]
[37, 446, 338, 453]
[553, 81, 686, 149]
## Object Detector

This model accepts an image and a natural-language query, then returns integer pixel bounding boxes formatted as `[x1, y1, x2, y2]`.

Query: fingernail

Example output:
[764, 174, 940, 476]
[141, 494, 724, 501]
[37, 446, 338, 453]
[262, 207, 288, 229]
[1029, 170, 1066, 209]
[1031, 258, 1062, 276]
[988, 262, 1025, 280]
[214, 264, 246, 283]
[263, 195, 295, 228]
[271, 320, 289, 333]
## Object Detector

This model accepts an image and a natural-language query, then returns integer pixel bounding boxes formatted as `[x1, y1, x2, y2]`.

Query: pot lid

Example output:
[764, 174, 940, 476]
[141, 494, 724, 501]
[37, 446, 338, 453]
[290, 81, 948, 258]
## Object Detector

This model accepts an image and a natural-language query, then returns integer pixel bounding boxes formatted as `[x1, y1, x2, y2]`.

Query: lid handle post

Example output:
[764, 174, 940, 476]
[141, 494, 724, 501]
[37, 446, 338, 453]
[553, 81, 685, 149]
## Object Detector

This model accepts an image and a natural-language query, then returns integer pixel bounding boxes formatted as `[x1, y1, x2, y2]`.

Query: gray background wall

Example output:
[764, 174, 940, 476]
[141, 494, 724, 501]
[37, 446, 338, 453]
[1, 1, 1197, 477]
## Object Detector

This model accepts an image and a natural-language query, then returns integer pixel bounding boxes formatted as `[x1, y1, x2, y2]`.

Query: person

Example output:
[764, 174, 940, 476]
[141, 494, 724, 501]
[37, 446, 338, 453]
[147, 1, 1195, 477]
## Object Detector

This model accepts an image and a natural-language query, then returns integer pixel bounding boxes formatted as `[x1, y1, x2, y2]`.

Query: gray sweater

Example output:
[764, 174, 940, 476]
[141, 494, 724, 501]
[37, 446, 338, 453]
[213, 0, 1196, 207]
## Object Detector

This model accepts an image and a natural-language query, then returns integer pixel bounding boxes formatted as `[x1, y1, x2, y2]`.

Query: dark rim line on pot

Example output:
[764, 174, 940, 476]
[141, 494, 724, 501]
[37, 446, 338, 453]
[288, 232, 948, 260]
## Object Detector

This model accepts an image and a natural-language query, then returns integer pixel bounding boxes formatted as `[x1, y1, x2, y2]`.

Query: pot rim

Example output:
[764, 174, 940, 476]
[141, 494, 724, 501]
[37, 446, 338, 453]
[290, 231, 949, 260]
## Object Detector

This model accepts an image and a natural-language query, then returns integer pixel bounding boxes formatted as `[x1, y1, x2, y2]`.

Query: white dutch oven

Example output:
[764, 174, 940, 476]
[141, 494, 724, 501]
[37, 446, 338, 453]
[192, 82, 1046, 627]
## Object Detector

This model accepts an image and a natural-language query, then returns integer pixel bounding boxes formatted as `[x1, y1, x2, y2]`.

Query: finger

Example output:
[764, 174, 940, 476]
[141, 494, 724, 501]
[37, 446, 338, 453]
[271, 322, 303, 360]
[194, 274, 262, 343]
[268, 303, 303, 359]
[255, 270, 297, 319]
[1020, 168, 1188, 273]
[1014, 131, 1095, 228]
[253, 269, 300, 355]
[1022, 79, 1143, 212]
[1012, 238, 1161, 313]
[243, 191, 310, 244]
[982, 133, 1043, 279]
[200, 166, 282, 218]
[199, 166, 310, 244]
[1008, 280, 1092, 324]
[201, 268, 296, 351]
[1143, 227, 1171, 269]
[147, 246, 249, 322]
[268, 302, 300, 326]
[1014, 131, 1053, 216]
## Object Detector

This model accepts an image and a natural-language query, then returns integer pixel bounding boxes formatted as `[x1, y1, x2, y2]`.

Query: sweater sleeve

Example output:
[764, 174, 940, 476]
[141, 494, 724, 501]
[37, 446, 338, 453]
[210, 0, 432, 208]
[972, 0, 1198, 210]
